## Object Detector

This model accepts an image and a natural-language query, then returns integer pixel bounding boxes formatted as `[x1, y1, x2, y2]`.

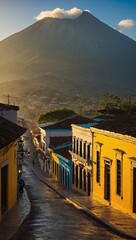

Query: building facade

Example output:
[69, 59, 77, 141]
[0, 116, 25, 220]
[41, 115, 93, 175]
[70, 115, 113, 196]
[48, 139, 72, 187]
[91, 117, 136, 217]
[70, 124, 93, 195]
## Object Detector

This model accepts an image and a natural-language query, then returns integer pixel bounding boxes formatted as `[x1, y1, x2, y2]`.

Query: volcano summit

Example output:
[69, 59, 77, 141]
[0, 11, 136, 97]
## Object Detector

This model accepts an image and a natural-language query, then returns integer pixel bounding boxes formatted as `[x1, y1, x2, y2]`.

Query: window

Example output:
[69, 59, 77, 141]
[80, 167, 82, 189]
[55, 162, 56, 175]
[116, 159, 121, 196]
[96, 151, 100, 183]
[72, 162, 74, 184]
[83, 142, 86, 159]
[83, 169, 86, 191]
[76, 165, 78, 187]
[87, 144, 90, 161]
[76, 139, 79, 154]
[80, 140, 82, 157]
[57, 163, 59, 177]
[53, 160, 54, 173]
[73, 137, 76, 153]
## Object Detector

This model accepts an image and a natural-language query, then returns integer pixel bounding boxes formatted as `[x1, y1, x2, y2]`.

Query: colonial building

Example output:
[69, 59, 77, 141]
[0, 116, 26, 220]
[41, 115, 92, 174]
[70, 115, 113, 196]
[70, 121, 97, 195]
[49, 138, 72, 188]
[28, 121, 46, 168]
[91, 116, 136, 217]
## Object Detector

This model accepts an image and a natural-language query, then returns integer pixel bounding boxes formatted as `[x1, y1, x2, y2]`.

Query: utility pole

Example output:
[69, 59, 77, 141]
[7, 94, 10, 104]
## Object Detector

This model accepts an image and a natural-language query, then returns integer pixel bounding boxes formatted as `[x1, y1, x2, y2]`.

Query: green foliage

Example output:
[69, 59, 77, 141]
[100, 93, 136, 114]
[38, 108, 76, 124]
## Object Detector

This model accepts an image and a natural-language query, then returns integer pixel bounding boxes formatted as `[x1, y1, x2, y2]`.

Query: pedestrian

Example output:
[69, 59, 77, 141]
[19, 178, 25, 193]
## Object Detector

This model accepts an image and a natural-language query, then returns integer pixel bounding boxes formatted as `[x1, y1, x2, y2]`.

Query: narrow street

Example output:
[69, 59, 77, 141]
[10, 127, 125, 240]
[11, 163, 124, 240]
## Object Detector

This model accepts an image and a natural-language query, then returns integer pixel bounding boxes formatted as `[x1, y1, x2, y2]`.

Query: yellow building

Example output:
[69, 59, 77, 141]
[0, 116, 25, 220]
[91, 116, 136, 217]
[49, 150, 59, 181]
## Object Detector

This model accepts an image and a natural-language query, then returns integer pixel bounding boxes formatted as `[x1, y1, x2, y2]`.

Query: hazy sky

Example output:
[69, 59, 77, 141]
[0, 0, 136, 41]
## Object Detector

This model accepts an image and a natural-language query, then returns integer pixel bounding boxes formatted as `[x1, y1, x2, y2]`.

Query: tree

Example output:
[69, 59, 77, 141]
[100, 93, 120, 111]
[99, 93, 136, 114]
[38, 108, 76, 124]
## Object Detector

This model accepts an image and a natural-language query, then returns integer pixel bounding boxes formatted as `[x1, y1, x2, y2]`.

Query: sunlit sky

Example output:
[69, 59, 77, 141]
[0, 0, 136, 41]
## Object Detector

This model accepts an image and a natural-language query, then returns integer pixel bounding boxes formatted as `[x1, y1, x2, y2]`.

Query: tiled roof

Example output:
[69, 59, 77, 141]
[0, 116, 26, 148]
[49, 136, 72, 159]
[92, 115, 136, 137]
[54, 146, 72, 160]
[50, 137, 72, 148]
[43, 115, 93, 130]
[0, 103, 19, 111]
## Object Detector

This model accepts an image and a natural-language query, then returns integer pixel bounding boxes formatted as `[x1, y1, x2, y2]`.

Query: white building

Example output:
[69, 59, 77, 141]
[0, 103, 19, 123]
[70, 121, 96, 196]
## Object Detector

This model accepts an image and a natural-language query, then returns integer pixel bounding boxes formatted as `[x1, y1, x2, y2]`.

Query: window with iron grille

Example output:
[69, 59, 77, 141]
[116, 159, 121, 196]
[96, 151, 100, 183]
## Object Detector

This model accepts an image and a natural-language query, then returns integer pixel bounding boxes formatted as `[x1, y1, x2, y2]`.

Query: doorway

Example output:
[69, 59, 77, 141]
[1, 165, 8, 215]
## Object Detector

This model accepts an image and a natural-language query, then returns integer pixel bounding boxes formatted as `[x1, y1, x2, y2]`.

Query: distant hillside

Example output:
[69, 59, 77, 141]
[0, 11, 136, 98]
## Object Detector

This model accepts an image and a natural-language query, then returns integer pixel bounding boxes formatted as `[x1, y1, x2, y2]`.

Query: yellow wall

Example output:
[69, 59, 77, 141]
[92, 130, 136, 215]
[0, 142, 17, 220]
[50, 152, 59, 181]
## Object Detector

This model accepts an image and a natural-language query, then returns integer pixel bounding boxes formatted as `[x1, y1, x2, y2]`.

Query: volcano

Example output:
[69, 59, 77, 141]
[0, 11, 136, 97]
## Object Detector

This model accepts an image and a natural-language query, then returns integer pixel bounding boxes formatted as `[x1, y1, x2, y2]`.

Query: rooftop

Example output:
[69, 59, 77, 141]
[42, 115, 94, 130]
[0, 103, 19, 111]
[0, 116, 26, 148]
[92, 115, 136, 137]
[49, 136, 72, 159]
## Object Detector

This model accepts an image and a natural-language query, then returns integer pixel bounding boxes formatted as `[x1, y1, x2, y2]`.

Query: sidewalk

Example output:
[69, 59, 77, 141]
[26, 159, 136, 240]
[0, 187, 30, 240]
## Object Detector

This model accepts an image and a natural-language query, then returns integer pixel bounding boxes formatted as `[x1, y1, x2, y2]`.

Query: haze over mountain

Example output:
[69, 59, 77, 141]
[0, 11, 136, 97]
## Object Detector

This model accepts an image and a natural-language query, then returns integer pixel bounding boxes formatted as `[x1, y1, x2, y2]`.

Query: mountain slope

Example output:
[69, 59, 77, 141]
[0, 11, 136, 96]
